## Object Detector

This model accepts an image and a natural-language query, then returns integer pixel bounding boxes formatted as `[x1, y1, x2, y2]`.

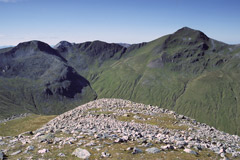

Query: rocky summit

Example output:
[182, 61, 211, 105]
[1, 98, 240, 159]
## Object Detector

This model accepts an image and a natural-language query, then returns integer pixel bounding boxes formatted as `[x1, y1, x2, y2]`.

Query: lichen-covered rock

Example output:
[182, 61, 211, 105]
[146, 147, 160, 153]
[72, 148, 91, 159]
[0, 151, 4, 160]
[184, 148, 198, 155]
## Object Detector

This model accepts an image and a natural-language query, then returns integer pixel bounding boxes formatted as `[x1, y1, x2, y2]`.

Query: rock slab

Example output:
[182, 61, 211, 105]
[72, 148, 91, 159]
[146, 147, 161, 154]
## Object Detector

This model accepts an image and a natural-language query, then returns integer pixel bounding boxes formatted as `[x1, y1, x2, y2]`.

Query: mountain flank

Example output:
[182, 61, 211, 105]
[0, 27, 240, 136]
[0, 40, 97, 119]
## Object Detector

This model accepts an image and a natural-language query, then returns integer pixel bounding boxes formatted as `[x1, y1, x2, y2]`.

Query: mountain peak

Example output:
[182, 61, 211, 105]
[4, 40, 67, 62]
[177, 26, 196, 32]
[14, 40, 54, 52]
[173, 27, 209, 41]
[54, 41, 73, 49]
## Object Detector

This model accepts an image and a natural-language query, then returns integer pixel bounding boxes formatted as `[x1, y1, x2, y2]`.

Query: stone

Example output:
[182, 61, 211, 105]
[84, 141, 96, 147]
[94, 133, 103, 139]
[92, 145, 103, 151]
[0, 142, 5, 146]
[221, 157, 229, 160]
[232, 152, 239, 158]
[26, 145, 35, 151]
[178, 115, 185, 119]
[161, 144, 174, 150]
[58, 153, 66, 157]
[72, 148, 91, 159]
[145, 147, 161, 153]
[114, 138, 124, 143]
[122, 136, 129, 141]
[38, 149, 49, 154]
[0, 151, 4, 160]
[10, 150, 21, 156]
[142, 142, 153, 147]
[39, 133, 55, 143]
[219, 148, 226, 154]
[132, 147, 142, 154]
[32, 132, 44, 139]
[101, 152, 111, 157]
[133, 115, 141, 119]
[176, 141, 188, 147]
[126, 147, 133, 151]
[183, 148, 198, 155]
[220, 153, 225, 158]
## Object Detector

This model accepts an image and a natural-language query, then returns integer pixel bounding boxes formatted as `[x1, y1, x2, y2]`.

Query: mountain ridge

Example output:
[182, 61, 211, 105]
[0, 27, 240, 135]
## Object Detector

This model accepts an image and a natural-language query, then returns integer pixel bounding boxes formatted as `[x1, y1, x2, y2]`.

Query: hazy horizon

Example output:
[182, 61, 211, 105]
[0, 0, 240, 46]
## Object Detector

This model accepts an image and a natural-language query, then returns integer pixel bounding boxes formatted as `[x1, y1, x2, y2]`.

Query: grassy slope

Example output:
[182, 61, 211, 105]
[0, 77, 96, 119]
[0, 41, 97, 119]
[85, 32, 240, 135]
[0, 114, 56, 136]
[1, 28, 240, 135]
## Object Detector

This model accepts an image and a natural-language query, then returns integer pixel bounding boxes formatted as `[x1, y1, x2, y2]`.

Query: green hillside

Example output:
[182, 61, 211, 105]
[0, 41, 97, 119]
[0, 27, 239, 135]
[78, 27, 240, 135]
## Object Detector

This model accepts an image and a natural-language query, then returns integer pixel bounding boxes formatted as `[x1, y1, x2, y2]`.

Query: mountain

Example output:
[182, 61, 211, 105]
[118, 43, 131, 48]
[0, 27, 240, 135]
[0, 40, 97, 119]
[77, 27, 240, 135]
[0, 45, 14, 49]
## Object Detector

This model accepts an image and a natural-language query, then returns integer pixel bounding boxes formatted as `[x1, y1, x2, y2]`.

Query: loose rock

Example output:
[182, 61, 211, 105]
[0, 151, 4, 160]
[146, 147, 161, 153]
[38, 149, 49, 154]
[10, 150, 21, 156]
[184, 148, 198, 155]
[132, 147, 143, 154]
[72, 148, 91, 159]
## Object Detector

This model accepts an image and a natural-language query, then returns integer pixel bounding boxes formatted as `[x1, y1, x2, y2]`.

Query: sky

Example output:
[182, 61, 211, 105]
[0, 0, 240, 46]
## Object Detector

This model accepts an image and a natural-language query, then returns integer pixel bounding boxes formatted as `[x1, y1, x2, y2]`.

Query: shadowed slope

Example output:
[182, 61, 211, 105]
[0, 41, 97, 119]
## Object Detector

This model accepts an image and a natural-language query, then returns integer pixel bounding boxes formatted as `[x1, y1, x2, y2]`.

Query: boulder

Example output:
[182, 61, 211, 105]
[38, 149, 49, 154]
[39, 133, 55, 143]
[58, 153, 66, 157]
[184, 148, 198, 155]
[10, 150, 21, 156]
[0, 151, 4, 160]
[101, 152, 111, 157]
[132, 147, 143, 154]
[72, 148, 91, 159]
[146, 147, 161, 153]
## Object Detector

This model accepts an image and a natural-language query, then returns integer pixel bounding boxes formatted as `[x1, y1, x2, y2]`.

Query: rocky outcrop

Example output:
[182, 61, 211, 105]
[1, 99, 240, 159]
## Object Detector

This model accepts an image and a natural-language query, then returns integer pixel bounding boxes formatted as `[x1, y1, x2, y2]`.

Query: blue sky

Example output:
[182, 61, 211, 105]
[0, 0, 240, 46]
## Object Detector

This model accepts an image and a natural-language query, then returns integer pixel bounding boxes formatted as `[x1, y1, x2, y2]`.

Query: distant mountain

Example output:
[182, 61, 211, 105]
[0, 45, 14, 49]
[82, 27, 240, 135]
[0, 40, 97, 119]
[0, 27, 240, 135]
[118, 43, 131, 48]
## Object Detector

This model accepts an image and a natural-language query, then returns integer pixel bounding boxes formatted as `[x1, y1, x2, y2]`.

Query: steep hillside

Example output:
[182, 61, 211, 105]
[83, 27, 240, 135]
[55, 40, 125, 76]
[0, 41, 97, 119]
[1, 27, 240, 136]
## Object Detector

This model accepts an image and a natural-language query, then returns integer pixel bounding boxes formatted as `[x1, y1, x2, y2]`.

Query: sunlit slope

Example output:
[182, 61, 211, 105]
[89, 27, 240, 135]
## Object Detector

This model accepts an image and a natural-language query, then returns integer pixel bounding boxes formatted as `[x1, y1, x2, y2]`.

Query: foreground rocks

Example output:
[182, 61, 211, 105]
[0, 151, 4, 160]
[1, 98, 240, 159]
[72, 148, 91, 159]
